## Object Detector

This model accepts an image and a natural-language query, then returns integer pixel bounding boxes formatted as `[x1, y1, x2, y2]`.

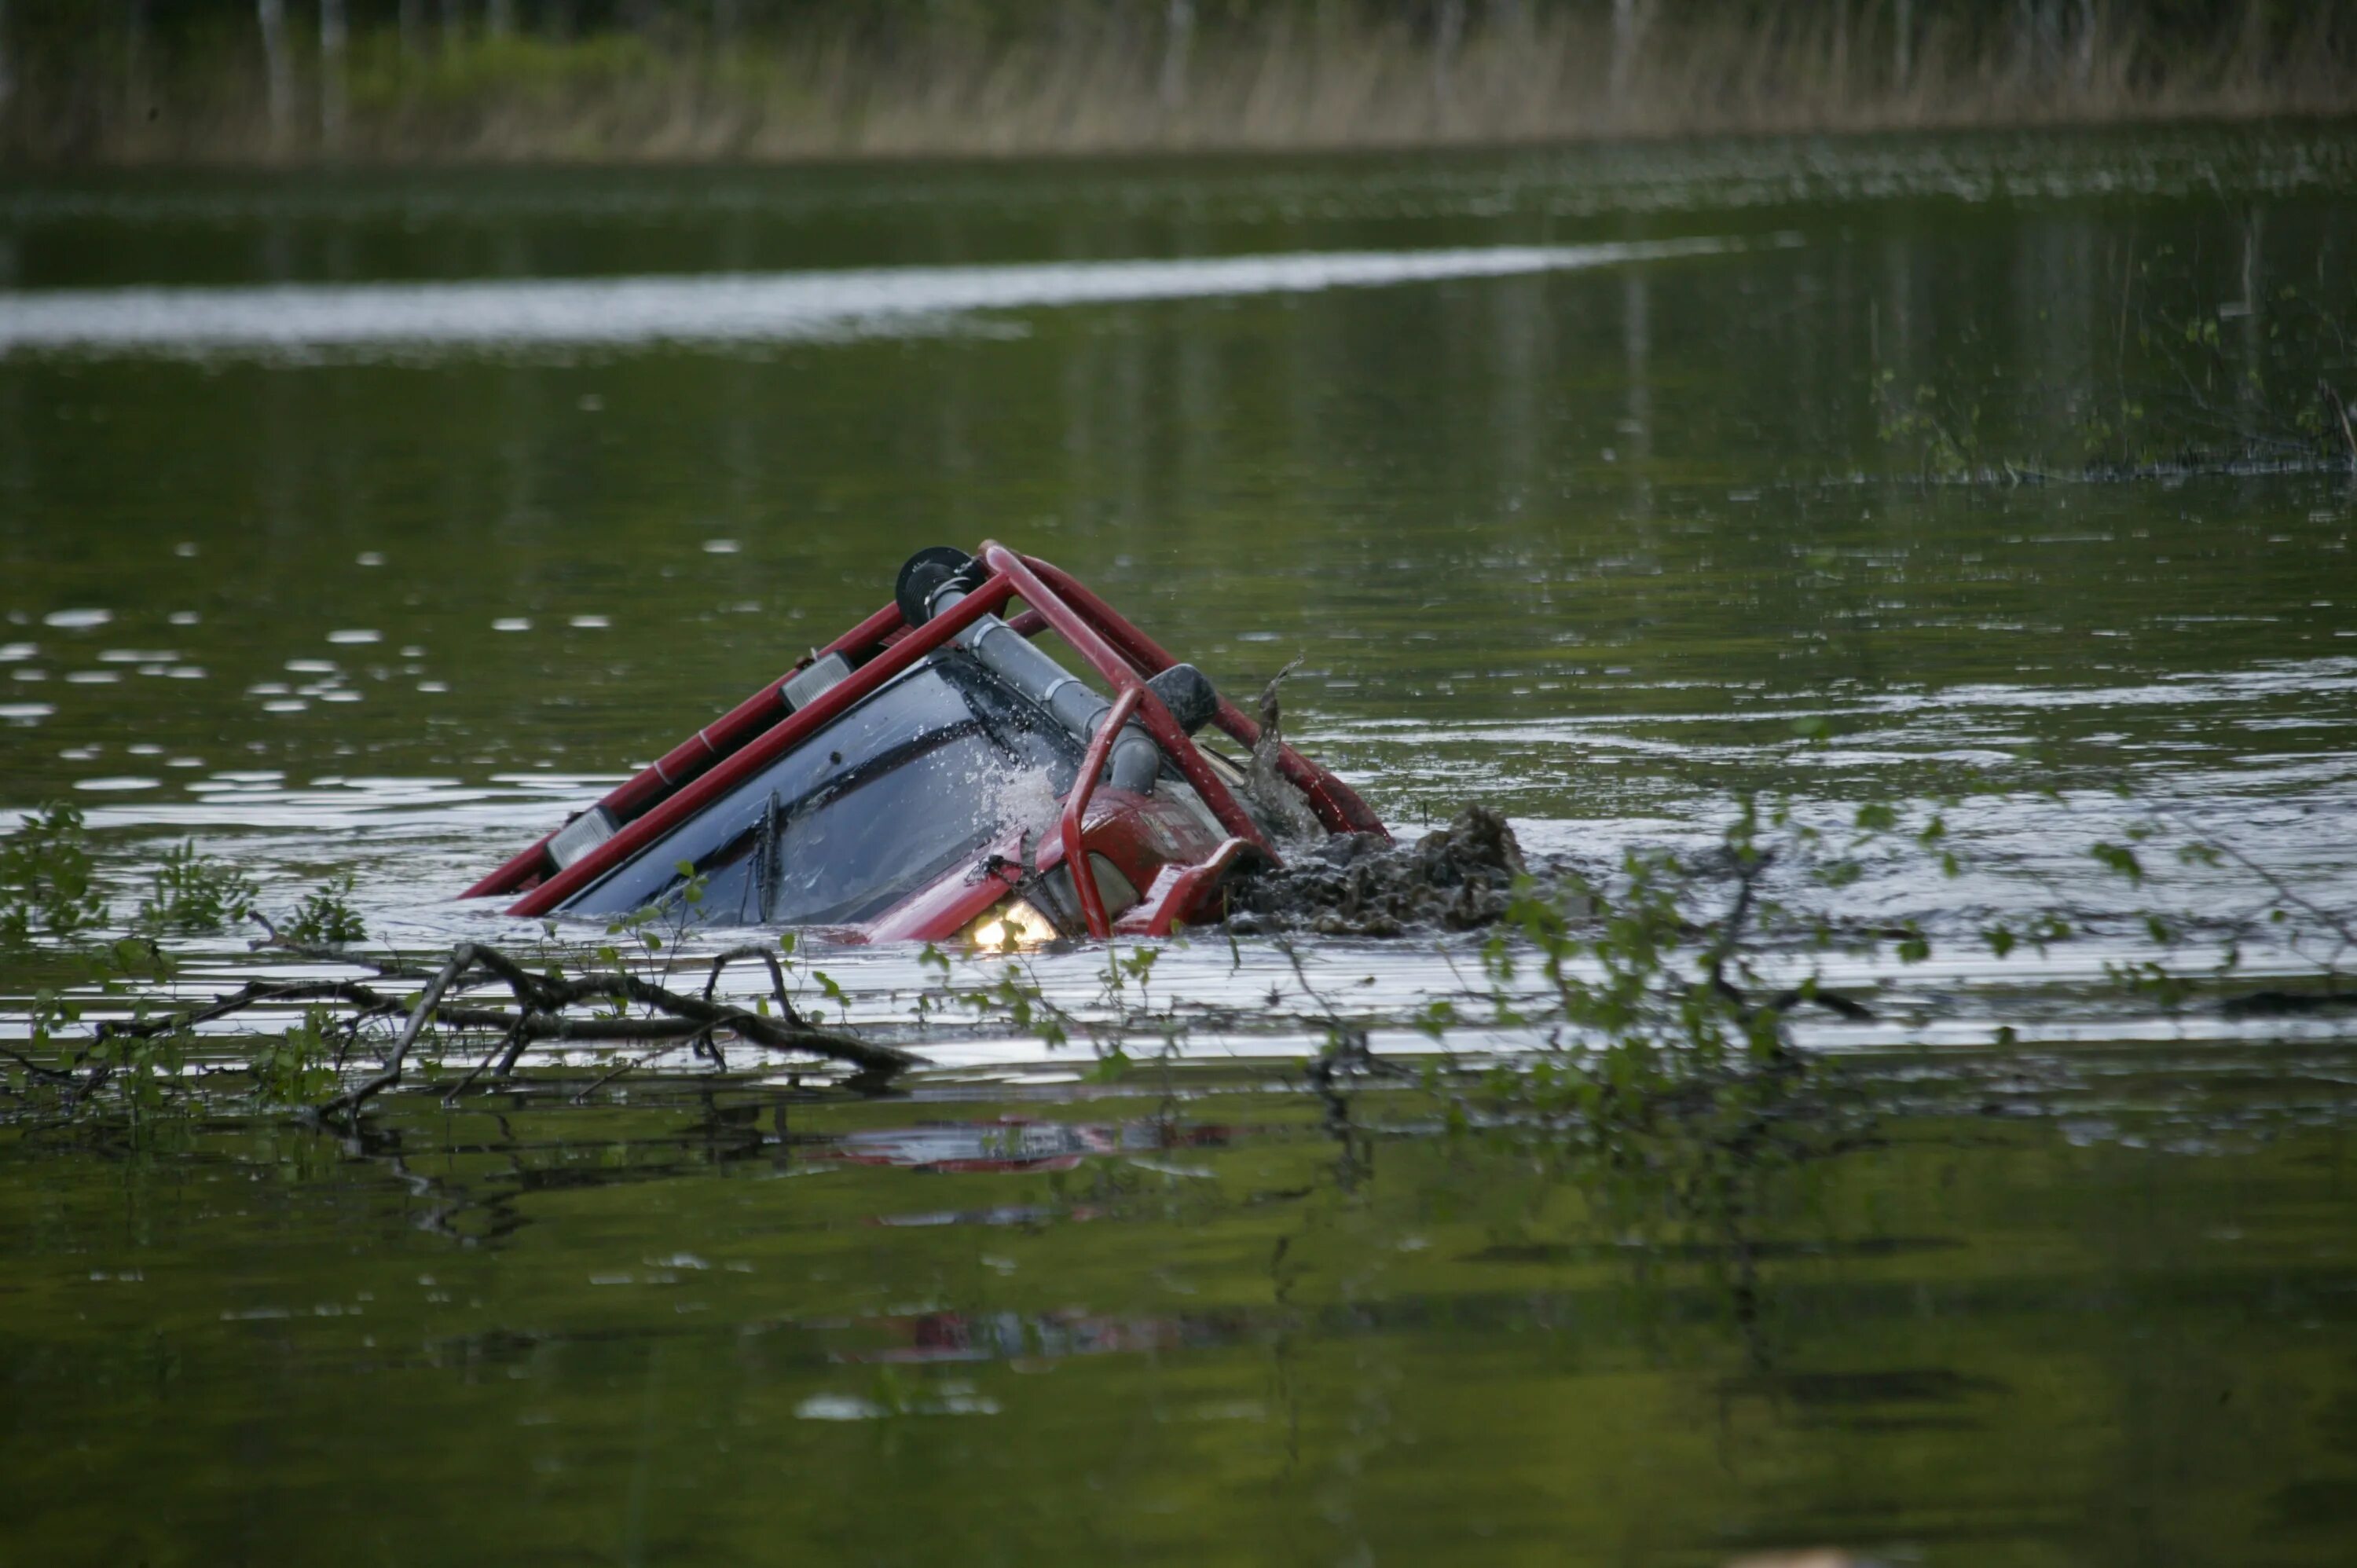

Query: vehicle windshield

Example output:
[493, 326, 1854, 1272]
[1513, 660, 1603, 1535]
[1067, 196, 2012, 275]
[563, 651, 1082, 926]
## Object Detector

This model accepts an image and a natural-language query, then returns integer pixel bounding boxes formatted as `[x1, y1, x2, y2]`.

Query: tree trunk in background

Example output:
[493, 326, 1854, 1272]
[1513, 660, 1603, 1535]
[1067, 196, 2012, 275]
[714, 0, 742, 51]
[398, 0, 423, 58]
[2071, 0, 2096, 93]
[125, 0, 150, 125]
[257, 0, 291, 150]
[2235, 207, 2263, 441]
[1432, 0, 1465, 114]
[1610, 0, 1639, 110]
[320, 0, 346, 148]
[0, 0, 13, 121]
[2016, 0, 2065, 87]
[2234, 0, 2267, 91]
[1893, 0, 1912, 90]
[487, 0, 514, 38]
[1831, 0, 1849, 104]
[440, 0, 464, 52]
[1160, 0, 1193, 111]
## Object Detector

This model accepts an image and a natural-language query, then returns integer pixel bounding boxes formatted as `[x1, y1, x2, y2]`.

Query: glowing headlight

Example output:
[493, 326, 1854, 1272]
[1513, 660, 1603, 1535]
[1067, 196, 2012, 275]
[969, 897, 1058, 953]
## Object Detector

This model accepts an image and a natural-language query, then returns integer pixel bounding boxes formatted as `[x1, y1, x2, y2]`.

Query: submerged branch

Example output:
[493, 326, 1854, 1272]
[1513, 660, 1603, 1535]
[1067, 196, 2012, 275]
[31, 939, 916, 1121]
[702, 944, 811, 1028]
[313, 945, 475, 1119]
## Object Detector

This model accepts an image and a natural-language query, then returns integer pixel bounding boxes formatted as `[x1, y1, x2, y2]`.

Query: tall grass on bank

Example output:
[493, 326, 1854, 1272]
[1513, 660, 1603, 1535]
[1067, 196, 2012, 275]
[5, 3, 2355, 165]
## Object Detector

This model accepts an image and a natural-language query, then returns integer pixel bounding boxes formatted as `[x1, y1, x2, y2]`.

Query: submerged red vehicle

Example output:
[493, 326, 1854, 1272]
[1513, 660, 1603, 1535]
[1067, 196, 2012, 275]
[466, 543, 1387, 946]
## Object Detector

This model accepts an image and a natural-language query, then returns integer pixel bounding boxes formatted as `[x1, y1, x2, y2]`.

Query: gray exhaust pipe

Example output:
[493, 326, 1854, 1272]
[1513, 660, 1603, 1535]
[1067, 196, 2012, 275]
[897, 548, 1218, 795]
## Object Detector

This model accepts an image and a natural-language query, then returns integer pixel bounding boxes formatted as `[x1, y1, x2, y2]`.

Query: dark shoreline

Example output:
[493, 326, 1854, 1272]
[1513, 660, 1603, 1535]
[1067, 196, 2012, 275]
[6, 9, 2355, 170]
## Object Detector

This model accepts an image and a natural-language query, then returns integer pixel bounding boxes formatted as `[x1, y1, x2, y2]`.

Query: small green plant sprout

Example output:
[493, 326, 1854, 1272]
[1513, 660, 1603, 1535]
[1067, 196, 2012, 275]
[284, 874, 368, 946]
[812, 969, 850, 1025]
[605, 860, 709, 962]
[1871, 369, 1982, 481]
[911, 940, 951, 1024]
[953, 957, 1075, 1053]
[0, 802, 110, 947]
[137, 841, 261, 934]
[250, 1006, 339, 1103]
[84, 1025, 190, 1121]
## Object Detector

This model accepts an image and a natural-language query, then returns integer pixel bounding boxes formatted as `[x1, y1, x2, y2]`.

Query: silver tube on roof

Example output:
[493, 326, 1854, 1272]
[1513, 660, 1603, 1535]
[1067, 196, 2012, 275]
[929, 585, 1164, 793]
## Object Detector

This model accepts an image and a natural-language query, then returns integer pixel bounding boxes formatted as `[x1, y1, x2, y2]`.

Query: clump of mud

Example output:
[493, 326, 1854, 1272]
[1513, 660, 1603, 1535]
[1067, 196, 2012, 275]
[1224, 805, 1557, 937]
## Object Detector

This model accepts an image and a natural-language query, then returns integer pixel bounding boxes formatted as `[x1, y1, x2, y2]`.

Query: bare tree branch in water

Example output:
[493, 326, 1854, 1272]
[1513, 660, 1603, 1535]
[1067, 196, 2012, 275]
[49, 939, 915, 1122]
[1699, 837, 1878, 1028]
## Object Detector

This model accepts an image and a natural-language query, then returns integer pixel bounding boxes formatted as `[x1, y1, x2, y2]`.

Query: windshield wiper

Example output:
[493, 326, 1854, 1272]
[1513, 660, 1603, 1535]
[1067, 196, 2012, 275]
[747, 788, 784, 925]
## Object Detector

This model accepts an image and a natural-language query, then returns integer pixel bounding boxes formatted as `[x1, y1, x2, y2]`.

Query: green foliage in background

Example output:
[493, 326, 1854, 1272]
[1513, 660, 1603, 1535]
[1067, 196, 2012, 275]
[13, 1, 2337, 51]
[6, 0, 2352, 163]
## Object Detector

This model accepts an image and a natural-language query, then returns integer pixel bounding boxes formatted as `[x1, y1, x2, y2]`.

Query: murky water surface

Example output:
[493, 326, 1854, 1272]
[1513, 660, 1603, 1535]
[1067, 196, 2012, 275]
[4, 126, 2357, 1563]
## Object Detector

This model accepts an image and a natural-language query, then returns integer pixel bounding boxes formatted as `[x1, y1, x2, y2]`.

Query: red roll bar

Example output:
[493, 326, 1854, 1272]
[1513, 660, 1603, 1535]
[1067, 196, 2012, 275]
[471, 541, 1384, 919]
[1060, 685, 1143, 939]
[1015, 555, 1387, 837]
[981, 545, 1274, 852]
[462, 598, 910, 902]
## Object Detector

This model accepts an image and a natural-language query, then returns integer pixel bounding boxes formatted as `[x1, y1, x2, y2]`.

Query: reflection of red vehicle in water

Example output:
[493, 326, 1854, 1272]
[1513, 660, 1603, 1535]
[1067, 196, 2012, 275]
[868, 1203, 1104, 1229]
[837, 1307, 1244, 1365]
[820, 1117, 1230, 1174]
[467, 543, 1387, 944]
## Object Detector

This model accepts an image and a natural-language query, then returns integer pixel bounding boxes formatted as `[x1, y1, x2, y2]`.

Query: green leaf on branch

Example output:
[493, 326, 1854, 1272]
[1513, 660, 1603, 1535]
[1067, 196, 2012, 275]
[2088, 842, 2144, 885]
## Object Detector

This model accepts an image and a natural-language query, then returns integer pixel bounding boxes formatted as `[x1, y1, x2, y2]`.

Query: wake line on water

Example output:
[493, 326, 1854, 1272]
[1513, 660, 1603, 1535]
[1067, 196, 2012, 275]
[0, 237, 1747, 357]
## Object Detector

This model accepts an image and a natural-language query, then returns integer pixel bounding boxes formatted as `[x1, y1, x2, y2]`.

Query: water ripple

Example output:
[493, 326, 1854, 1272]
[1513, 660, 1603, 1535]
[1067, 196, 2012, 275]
[0, 239, 1739, 359]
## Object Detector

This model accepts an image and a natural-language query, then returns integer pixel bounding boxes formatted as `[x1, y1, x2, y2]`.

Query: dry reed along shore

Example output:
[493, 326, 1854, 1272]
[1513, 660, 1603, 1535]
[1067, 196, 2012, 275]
[5, 5, 2355, 165]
